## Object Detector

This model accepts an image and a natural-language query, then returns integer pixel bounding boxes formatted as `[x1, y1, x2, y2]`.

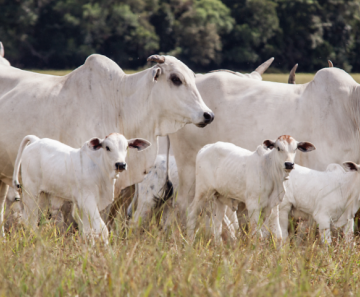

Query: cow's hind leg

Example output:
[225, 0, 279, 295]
[49, 196, 65, 231]
[22, 191, 39, 230]
[0, 181, 9, 237]
[187, 188, 209, 242]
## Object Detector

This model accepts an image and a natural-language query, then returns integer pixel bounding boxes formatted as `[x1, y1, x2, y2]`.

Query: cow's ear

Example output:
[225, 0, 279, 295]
[88, 138, 103, 150]
[343, 162, 359, 172]
[152, 67, 161, 82]
[297, 142, 316, 152]
[128, 138, 151, 151]
[263, 140, 275, 150]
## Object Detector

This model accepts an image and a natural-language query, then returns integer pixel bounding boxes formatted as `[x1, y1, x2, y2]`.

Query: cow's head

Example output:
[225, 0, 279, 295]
[88, 133, 151, 179]
[263, 135, 316, 176]
[147, 55, 214, 131]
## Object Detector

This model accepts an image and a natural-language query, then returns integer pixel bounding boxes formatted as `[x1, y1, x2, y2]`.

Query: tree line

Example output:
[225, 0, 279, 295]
[1, 0, 360, 72]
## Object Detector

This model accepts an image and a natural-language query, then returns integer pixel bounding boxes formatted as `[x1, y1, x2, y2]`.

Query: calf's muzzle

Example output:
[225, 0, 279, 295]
[115, 162, 127, 172]
[284, 162, 294, 170]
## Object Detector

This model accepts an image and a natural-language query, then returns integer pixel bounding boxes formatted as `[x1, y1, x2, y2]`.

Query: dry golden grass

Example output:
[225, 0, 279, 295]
[1, 216, 360, 296]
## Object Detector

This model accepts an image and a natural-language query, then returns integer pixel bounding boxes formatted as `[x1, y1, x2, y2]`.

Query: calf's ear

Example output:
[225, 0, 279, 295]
[297, 142, 316, 152]
[88, 138, 103, 150]
[263, 140, 275, 150]
[343, 162, 359, 172]
[128, 138, 151, 151]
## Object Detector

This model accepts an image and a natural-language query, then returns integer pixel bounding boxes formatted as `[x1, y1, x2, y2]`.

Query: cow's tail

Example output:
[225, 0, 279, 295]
[13, 135, 40, 190]
[155, 136, 174, 208]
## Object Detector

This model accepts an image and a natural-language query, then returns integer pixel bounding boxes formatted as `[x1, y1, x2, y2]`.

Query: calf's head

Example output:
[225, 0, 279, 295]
[147, 55, 214, 130]
[263, 135, 315, 176]
[88, 133, 151, 179]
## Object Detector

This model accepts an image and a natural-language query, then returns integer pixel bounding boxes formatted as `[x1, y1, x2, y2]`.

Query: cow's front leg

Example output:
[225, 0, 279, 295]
[343, 219, 354, 243]
[317, 218, 331, 245]
[263, 205, 283, 241]
[247, 207, 262, 238]
[0, 181, 9, 237]
[78, 198, 109, 244]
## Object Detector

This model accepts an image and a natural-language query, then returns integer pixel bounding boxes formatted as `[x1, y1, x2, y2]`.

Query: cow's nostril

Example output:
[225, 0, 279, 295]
[284, 162, 294, 170]
[203, 112, 214, 123]
[115, 162, 127, 171]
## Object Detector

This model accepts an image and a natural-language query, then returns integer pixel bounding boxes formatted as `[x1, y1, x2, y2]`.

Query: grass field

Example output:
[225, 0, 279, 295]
[29, 69, 360, 84]
[5, 68, 360, 296]
[1, 215, 360, 296]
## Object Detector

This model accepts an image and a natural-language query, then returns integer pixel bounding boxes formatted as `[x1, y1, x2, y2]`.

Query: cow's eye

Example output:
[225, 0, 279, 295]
[171, 75, 182, 86]
[277, 147, 280, 151]
[106, 146, 110, 152]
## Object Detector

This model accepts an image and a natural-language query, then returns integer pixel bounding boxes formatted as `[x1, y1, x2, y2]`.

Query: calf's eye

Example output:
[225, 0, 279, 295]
[106, 146, 110, 152]
[277, 147, 280, 151]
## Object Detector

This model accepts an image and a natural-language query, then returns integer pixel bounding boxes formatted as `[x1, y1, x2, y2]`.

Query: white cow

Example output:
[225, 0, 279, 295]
[170, 65, 359, 221]
[12, 133, 150, 242]
[0, 42, 10, 66]
[0, 54, 213, 236]
[186, 136, 315, 243]
[275, 162, 360, 244]
[128, 154, 178, 226]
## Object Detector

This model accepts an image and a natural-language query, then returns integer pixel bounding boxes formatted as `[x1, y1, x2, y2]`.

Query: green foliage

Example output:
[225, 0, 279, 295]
[1, 0, 360, 71]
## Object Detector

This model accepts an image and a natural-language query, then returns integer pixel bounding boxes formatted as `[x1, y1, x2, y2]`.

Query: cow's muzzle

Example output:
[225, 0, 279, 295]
[115, 162, 127, 172]
[196, 112, 215, 128]
[284, 162, 294, 170]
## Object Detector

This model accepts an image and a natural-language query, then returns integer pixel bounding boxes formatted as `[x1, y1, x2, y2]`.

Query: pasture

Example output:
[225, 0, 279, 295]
[3, 70, 360, 296]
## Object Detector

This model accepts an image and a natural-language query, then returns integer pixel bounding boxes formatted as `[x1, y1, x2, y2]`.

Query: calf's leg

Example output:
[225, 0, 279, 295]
[79, 198, 109, 244]
[343, 219, 354, 243]
[211, 199, 226, 244]
[22, 191, 39, 230]
[187, 189, 208, 242]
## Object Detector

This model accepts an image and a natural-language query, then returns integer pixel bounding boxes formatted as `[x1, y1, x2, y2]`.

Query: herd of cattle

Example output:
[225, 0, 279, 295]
[1, 40, 360, 245]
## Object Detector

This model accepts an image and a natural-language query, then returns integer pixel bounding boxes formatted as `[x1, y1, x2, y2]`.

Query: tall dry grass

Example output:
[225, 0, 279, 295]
[1, 214, 359, 296]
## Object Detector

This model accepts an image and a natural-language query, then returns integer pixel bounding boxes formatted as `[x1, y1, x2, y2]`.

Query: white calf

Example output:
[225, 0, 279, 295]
[277, 162, 360, 244]
[128, 154, 239, 237]
[13, 133, 150, 242]
[187, 135, 315, 243]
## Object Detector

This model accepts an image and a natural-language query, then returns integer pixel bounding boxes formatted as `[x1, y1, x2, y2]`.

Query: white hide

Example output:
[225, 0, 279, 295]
[170, 66, 360, 218]
[0, 54, 213, 232]
[12, 133, 150, 242]
[187, 136, 315, 243]
[276, 163, 360, 244]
